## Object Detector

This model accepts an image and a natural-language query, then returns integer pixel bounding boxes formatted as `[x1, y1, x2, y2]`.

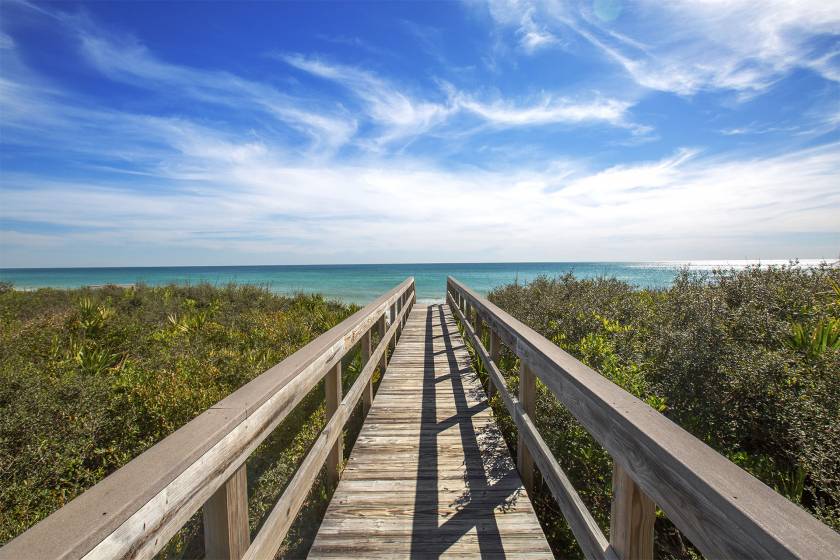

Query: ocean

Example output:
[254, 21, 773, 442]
[0, 261, 829, 305]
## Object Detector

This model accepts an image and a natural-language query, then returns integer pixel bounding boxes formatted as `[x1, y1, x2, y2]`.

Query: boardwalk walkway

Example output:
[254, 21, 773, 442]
[7, 279, 837, 560]
[309, 304, 553, 559]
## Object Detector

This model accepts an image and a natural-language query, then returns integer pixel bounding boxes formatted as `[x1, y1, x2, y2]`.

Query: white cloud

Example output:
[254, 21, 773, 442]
[3, 110, 838, 264]
[478, 0, 840, 95]
[281, 54, 454, 145]
[486, 0, 561, 53]
[451, 91, 634, 128]
[75, 31, 357, 151]
[283, 55, 639, 136]
[5, 1, 643, 156]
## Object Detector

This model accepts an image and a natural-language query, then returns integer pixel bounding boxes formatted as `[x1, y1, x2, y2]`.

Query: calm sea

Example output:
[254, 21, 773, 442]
[0, 261, 828, 305]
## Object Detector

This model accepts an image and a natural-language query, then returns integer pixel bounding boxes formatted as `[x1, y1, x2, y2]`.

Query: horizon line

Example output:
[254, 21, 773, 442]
[1, 257, 837, 272]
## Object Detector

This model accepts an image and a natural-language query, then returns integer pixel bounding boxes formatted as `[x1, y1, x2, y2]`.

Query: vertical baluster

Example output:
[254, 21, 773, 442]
[610, 464, 656, 560]
[378, 313, 387, 373]
[325, 362, 342, 487]
[518, 362, 536, 493]
[361, 329, 373, 412]
[476, 314, 489, 396]
[488, 330, 500, 398]
[203, 464, 249, 560]
[389, 302, 397, 355]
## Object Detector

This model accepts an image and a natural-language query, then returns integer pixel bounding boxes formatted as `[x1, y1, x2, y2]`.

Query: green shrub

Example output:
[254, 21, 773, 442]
[0, 283, 357, 555]
[486, 264, 840, 558]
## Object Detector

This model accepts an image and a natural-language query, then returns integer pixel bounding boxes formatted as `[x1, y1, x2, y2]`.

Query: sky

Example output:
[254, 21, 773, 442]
[0, 0, 838, 267]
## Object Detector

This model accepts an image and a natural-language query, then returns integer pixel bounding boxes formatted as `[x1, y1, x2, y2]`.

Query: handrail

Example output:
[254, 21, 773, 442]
[447, 276, 840, 560]
[2, 278, 416, 560]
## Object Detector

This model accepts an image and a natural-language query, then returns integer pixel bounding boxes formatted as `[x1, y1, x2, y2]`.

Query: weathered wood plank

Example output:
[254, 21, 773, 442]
[308, 305, 552, 559]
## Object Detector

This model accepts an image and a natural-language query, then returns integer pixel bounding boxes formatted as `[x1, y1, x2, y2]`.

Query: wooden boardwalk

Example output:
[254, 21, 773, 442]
[308, 304, 553, 559]
[9, 279, 838, 560]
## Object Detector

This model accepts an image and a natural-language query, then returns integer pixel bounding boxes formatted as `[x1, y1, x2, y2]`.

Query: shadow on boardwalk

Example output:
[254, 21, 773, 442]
[307, 304, 552, 559]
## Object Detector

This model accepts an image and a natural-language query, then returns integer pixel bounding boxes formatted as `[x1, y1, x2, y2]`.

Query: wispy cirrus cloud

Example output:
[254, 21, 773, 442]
[280, 54, 454, 146]
[76, 33, 358, 152]
[476, 0, 840, 96]
[450, 90, 639, 130]
[485, 0, 560, 53]
[63, 13, 643, 153]
[281, 54, 640, 138]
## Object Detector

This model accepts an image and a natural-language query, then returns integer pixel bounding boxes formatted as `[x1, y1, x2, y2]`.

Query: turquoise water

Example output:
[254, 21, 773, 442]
[0, 261, 825, 305]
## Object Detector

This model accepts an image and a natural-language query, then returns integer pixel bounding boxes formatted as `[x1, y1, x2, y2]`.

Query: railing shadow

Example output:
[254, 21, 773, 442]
[410, 304, 523, 559]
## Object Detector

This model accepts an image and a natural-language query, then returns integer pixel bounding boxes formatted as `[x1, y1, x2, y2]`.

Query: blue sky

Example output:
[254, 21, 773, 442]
[1, 0, 838, 267]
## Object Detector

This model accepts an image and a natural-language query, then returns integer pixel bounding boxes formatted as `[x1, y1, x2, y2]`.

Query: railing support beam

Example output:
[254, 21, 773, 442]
[610, 464, 656, 560]
[518, 362, 536, 494]
[203, 464, 250, 560]
[325, 362, 343, 487]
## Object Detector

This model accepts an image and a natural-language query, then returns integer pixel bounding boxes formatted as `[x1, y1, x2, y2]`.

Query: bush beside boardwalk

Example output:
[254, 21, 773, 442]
[482, 264, 839, 559]
[0, 282, 361, 556]
[1, 265, 838, 558]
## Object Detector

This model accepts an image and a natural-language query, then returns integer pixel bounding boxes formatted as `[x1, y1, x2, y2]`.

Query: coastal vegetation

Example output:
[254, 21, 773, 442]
[477, 263, 840, 559]
[1, 263, 838, 558]
[0, 282, 360, 556]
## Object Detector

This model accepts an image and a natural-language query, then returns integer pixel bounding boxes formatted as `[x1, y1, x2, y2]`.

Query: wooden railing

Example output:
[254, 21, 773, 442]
[1, 278, 416, 560]
[446, 276, 840, 560]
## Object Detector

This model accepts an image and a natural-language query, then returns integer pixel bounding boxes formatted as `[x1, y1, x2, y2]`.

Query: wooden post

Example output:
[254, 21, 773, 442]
[610, 464, 656, 560]
[389, 303, 397, 354]
[361, 329, 373, 412]
[378, 313, 387, 373]
[518, 362, 536, 493]
[488, 330, 500, 398]
[203, 464, 249, 560]
[325, 362, 342, 487]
